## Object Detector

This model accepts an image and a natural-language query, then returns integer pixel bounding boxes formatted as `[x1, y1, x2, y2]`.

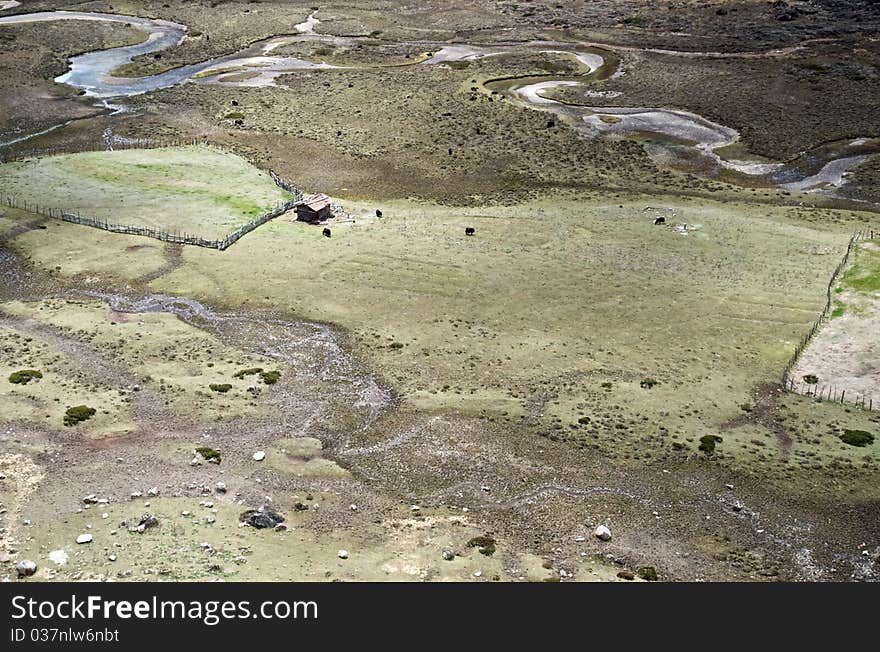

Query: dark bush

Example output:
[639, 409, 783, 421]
[209, 383, 232, 393]
[840, 429, 874, 447]
[259, 370, 281, 385]
[63, 405, 96, 426]
[699, 434, 723, 454]
[9, 369, 42, 385]
[637, 566, 658, 581]
[466, 534, 497, 556]
[195, 446, 222, 463]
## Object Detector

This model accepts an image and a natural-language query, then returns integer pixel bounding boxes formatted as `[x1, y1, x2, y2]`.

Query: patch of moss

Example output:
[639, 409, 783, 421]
[840, 429, 874, 447]
[63, 405, 96, 427]
[195, 446, 222, 463]
[466, 534, 497, 556]
[259, 370, 281, 385]
[699, 434, 723, 454]
[209, 383, 232, 393]
[9, 369, 43, 385]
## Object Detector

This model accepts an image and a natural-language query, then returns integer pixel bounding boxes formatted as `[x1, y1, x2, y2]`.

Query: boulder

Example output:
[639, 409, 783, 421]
[239, 508, 284, 529]
[16, 559, 37, 577]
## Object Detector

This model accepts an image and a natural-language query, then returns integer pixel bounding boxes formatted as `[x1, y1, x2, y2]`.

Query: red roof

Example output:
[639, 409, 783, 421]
[302, 193, 332, 211]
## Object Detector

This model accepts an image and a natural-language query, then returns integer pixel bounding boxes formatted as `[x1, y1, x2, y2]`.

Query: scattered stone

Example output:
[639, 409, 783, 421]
[594, 525, 612, 541]
[442, 549, 455, 561]
[48, 549, 68, 565]
[617, 570, 635, 580]
[147, 487, 159, 497]
[252, 451, 266, 461]
[337, 549, 349, 559]
[75, 534, 93, 544]
[108, 554, 117, 562]
[190, 454, 204, 466]
[274, 523, 287, 532]
[215, 482, 227, 494]
[82, 494, 99, 505]
[16, 560, 37, 577]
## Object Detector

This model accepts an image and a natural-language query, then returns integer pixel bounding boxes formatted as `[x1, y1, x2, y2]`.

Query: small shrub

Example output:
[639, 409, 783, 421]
[9, 369, 42, 385]
[637, 566, 658, 581]
[233, 367, 263, 379]
[64, 405, 96, 427]
[466, 534, 497, 556]
[802, 374, 819, 385]
[195, 446, 222, 463]
[259, 370, 281, 385]
[209, 383, 232, 393]
[640, 378, 658, 389]
[698, 434, 723, 454]
[840, 429, 874, 447]
[223, 111, 245, 120]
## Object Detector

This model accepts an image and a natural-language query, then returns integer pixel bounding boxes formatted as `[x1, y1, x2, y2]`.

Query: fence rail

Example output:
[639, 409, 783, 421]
[0, 137, 308, 250]
[781, 229, 877, 410]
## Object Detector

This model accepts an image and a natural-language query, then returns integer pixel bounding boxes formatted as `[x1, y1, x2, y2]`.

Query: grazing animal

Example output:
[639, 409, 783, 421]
[465, 227, 475, 236]
[653, 216, 666, 225]
[376, 209, 383, 218]
[322, 228, 331, 238]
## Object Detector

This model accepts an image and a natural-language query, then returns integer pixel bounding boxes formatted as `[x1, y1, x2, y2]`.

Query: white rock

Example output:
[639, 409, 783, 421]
[337, 549, 349, 559]
[75, 534, 93, 545]
[215, 482, 227, 493]
[442, 549, 455, 561]
[48, 549, 68, 565]
[147, 487, 159, 497]
[16, 560, 37, 577]
[253, 451, 266, 461]
[108, 554, 117, 562]
[594, 525, 612, 542]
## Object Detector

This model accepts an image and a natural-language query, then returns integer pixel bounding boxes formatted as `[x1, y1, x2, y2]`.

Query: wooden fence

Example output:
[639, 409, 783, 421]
[781, 229, 877, 410]
[0, 137, 308, 250]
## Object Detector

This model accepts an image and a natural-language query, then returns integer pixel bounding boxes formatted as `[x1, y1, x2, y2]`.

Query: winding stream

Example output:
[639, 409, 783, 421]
[0, 9, 876, 194]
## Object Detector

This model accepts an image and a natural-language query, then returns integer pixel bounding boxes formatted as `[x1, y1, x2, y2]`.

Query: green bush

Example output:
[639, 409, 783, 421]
[63, 405, 96, 427]
[699, 434, 723, 454]
[637, 566, 658, 581]
[840, 429, 874, 447]
[260, 370, 281, 385]
[9, 369, 43, 385]
[233, 367, 263, 379]
[195, 446, 222, 463]
[209, 383, 232, 393]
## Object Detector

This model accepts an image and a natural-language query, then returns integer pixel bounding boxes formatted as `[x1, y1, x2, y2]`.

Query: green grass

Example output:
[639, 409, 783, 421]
[841, 248, 880, 294]
[0, 146, 291, 239]
[8, 369, 42, 385]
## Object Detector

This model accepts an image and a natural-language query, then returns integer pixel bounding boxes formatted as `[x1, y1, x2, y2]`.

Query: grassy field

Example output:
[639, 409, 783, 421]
[5, 189, 878, 479]
[0, 146, 291, 238]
